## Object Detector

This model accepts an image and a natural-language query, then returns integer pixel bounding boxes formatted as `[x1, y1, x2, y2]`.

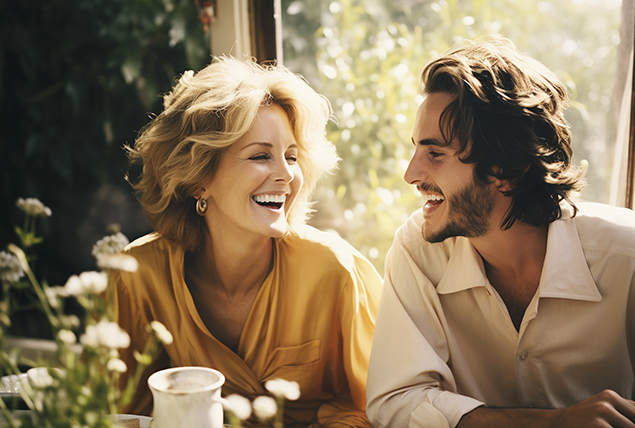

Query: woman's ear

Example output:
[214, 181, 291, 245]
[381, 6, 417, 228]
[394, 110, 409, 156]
[193, 187, 207, 200]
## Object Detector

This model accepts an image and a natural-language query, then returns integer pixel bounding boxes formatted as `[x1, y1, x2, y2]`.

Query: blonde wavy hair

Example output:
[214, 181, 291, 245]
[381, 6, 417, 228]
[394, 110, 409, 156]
[126, 56, 339, 251]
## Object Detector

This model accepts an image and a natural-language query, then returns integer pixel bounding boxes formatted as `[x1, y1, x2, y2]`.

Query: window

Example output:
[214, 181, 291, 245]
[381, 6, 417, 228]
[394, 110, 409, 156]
[279, 0, 634, 273]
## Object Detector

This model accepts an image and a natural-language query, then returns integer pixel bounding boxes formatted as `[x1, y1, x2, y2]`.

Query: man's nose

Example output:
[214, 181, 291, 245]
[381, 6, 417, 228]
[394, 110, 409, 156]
[404, 153, 425, 185]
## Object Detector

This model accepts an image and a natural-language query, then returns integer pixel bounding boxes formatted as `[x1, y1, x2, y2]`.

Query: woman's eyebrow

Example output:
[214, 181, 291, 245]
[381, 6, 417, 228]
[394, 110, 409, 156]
[239, 142, 299, 151]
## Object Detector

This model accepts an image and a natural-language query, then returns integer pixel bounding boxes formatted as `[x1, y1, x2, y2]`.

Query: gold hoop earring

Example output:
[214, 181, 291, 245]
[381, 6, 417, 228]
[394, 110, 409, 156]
[196, 198, 208, 216]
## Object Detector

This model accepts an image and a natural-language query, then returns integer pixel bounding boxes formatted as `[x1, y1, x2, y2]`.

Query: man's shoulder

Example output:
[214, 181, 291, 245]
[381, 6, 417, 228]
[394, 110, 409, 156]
[573, 202, 635, 256]
[574, 201, 635, 223]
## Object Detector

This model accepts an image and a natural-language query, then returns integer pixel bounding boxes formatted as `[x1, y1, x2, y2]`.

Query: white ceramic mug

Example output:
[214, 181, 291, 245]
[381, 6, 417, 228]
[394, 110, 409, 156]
[148, 366, 226, 428]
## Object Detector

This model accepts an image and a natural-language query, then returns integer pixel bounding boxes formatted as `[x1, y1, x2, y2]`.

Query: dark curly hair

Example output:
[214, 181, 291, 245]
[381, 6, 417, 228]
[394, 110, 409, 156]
[421, 37, 586, 229]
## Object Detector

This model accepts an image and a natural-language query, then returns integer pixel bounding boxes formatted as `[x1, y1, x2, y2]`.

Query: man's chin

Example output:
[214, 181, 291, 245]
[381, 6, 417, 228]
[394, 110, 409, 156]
[422, 225, 445, 244]
[422, 223, 462, 244]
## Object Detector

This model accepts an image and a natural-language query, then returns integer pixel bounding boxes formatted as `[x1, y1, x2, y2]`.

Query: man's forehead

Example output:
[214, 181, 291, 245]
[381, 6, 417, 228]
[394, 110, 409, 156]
[412, 92, 457, 145]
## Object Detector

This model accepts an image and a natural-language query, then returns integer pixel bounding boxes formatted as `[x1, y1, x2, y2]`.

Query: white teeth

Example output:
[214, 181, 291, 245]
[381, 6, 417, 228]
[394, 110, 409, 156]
[422, 194, 444, 203]
[253, 194, 286, 204]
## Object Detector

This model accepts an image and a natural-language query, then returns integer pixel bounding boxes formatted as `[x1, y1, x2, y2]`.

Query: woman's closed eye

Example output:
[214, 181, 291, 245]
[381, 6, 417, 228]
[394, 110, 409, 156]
[249, 153, 270, 161]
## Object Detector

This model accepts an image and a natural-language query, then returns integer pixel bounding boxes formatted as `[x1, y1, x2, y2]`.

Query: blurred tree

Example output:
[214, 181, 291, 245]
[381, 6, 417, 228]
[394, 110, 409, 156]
[282, 0, 625, 274]
[0, 0, 209, 336]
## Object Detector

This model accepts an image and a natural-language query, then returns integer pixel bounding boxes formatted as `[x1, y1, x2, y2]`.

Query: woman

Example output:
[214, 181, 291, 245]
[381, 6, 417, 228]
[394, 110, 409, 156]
[110, 57, 382, 427]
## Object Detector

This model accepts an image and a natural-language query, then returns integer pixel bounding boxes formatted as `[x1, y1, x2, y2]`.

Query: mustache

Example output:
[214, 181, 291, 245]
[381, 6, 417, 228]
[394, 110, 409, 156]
[416, 182, 443, 195]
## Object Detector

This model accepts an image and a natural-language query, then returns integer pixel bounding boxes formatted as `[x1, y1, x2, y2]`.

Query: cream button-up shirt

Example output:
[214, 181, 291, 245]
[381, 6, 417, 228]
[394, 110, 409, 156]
[366, 202, 635, 428]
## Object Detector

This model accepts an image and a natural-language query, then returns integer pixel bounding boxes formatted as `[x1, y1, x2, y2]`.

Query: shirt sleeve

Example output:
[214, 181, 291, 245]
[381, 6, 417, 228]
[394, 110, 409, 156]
[317, 253, 382, 428]
[366, 235, 483, 428]
[110, 270, 171, 416]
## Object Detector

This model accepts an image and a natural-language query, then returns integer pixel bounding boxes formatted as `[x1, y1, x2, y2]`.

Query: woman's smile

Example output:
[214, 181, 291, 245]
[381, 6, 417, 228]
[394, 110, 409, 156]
[252, 193, 287, 210]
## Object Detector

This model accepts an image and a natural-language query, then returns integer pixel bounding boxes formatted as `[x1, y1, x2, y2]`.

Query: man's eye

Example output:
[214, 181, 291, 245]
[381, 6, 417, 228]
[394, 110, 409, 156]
[429, 151, 443, 159]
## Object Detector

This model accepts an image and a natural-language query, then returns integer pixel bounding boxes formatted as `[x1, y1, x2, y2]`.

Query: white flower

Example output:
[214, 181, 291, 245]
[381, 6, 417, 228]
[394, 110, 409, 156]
[60, 314, 81, 329]
[91, 232, 130, 258]
[149, 321, 173, 345]
[63, 271, 108, 295]
[252, 395, 277, 421]
[80, 320, 130, 349]
[84, 411, 99, 426]
[16, 198, 52, 217]
[264, 378, 301, 401]
[57, 329, 77, 345]
[45, 286, 64, 308]
[106, 358, 127, 373]
[223, 394, 252, 420]
[150, 321, 173, 345]
[96, 253, 138, 272]
[0, 251, 24, 283]
[27, 367, 54, 388]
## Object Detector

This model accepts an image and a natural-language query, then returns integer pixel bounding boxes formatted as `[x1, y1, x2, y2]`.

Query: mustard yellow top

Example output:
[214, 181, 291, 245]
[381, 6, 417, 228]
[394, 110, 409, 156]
[111, 225, 382, 427]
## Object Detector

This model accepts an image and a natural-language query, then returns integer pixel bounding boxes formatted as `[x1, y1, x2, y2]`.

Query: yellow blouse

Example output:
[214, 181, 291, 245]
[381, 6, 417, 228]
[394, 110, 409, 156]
[110, 225, 382, 427]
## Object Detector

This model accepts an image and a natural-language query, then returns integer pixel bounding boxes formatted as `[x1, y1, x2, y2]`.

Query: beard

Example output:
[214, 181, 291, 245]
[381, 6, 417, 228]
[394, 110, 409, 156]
[422, 178, 495, 243]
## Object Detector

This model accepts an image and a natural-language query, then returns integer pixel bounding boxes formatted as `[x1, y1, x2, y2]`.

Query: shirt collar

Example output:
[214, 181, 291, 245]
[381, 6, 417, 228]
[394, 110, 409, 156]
[436, 205, 601, 302]
[538, 205, 601, 302]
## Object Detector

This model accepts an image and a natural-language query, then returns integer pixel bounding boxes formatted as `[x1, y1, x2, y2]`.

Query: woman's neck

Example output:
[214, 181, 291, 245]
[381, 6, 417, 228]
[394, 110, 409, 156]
[190, 232, 274, 298]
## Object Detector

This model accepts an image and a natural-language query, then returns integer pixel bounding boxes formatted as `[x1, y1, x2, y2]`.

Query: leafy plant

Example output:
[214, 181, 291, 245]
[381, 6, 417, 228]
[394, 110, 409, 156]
[0, 198, 173, 428]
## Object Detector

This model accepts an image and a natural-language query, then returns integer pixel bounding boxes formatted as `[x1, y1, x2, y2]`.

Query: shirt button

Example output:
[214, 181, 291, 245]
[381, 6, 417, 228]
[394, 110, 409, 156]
[519, 351, 529, 361]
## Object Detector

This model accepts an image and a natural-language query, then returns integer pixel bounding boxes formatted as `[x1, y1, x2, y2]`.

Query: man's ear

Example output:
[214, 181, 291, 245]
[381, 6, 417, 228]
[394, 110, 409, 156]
[491, 165, 529, 194]
[495, 179, 515, 193]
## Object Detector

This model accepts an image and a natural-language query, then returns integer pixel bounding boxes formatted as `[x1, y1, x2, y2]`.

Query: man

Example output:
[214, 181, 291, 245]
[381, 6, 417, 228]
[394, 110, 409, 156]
[366, 38, 635, 428]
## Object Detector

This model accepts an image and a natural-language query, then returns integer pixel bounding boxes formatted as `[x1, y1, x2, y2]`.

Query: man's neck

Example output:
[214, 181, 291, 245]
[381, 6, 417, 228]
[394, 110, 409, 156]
[470, 222, 549, 330]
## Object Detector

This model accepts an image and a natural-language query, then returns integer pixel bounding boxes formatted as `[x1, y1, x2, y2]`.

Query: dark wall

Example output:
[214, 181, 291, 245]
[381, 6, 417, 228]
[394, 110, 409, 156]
[0, 0, 210, 335]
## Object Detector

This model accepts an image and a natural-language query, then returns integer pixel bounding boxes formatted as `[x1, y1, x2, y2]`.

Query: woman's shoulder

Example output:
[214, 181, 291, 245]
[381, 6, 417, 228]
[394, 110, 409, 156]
[280, 225, 373, 273]
[125, 233, 177, 259]
[120, 233, 183, 280]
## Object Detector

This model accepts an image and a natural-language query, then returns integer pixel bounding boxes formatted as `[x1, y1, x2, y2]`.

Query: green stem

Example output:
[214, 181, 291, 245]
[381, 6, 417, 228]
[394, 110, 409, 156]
[227, 412, 243, 428]
[21, 217, 29, 249]
[274, 396, 284, 428]
[0, 352, 36, 414]
[0, 397, 20, 428]
[106, 365, 119, 415]
[7, 245, 56, 331]
[118, 337, 158, 409]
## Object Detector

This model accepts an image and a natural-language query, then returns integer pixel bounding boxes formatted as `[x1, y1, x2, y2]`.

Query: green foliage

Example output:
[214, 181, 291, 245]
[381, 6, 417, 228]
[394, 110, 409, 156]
[283, 0, 624, 274]
[0, 0, 210, 318]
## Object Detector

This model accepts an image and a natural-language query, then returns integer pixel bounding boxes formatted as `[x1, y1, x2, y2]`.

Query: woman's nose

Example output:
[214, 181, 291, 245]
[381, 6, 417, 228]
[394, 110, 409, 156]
[273, 158, 294, 182]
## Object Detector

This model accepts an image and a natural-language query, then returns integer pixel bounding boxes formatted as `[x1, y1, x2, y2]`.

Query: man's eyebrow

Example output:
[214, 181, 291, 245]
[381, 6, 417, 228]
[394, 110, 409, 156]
[411, 137, 445, 147]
